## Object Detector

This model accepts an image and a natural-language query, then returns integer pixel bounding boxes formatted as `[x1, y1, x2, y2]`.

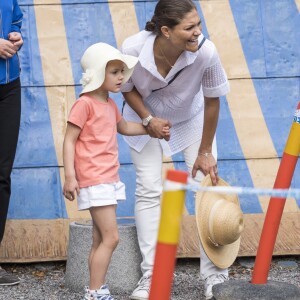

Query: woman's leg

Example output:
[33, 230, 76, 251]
[182, 138, 228, 279]
[88, 205, 119, 289]
[130, 138, 163, 276]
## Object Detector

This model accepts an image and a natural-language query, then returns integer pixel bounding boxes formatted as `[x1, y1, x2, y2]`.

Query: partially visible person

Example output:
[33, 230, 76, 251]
[63, 43, 169, 300]
[0, 0, 23, 286]
[120, 0, 230, 299]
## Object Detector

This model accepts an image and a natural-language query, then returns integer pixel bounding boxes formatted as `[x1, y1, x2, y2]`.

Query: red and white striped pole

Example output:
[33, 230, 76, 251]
[251, 102, 300, 284]
[149, 170, 188, 300]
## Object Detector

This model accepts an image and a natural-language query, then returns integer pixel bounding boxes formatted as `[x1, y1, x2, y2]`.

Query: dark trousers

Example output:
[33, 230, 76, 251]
[0, 78, 21, 243]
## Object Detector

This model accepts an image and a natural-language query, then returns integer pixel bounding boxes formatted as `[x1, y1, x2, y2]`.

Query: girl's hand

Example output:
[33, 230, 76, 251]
[162, 126, 170, 139]
[63, 177, 80, 201]
[146, 117, 172, 141]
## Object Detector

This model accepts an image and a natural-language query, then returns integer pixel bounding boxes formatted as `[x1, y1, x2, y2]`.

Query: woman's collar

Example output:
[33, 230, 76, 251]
[138, 31, 200, 78]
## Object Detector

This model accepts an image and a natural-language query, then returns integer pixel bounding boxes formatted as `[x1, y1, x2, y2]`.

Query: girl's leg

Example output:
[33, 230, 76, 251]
[88, 220, 102, 277]
[88, 205, 119, 289]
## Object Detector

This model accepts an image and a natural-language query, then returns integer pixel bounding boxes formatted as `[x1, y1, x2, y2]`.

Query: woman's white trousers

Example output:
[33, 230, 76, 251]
[130, 138, 228, 279]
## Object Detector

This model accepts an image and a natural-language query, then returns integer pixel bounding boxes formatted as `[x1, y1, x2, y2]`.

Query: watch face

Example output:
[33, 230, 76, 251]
[142, 119, 149, 126]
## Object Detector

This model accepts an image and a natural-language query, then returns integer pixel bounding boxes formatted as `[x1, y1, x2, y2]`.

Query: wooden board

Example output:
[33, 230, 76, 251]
[1, 213, 299, 262]
[178, 213, 300, 257]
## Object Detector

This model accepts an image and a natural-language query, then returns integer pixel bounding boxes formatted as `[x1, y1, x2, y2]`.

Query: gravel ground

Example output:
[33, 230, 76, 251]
[0, 256, 299, 300]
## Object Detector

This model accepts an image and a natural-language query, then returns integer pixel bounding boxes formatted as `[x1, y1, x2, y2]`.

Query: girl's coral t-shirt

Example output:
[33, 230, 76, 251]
[68, 95, 122, 188]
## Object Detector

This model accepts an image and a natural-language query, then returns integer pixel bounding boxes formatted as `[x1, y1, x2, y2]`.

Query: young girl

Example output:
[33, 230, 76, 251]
[63, 43, 170, 300]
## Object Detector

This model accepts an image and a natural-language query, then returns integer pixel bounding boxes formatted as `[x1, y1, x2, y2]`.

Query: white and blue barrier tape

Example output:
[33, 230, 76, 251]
[164, 179, 300, 198]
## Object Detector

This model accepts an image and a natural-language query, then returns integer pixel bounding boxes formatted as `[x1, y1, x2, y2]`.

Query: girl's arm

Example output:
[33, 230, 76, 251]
[117, 117, 170, 137]
[63, 123, 81, 201]
[117, 117, 147, 136]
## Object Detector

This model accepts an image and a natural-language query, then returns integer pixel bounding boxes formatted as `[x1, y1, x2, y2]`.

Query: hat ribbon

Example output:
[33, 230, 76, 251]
[80, 69, 95, 87]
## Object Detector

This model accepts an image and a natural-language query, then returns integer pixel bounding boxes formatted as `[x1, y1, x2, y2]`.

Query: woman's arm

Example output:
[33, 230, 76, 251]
[192, 96, 220, 185]
[63, 123, 81, 201]
[122, 87, 172, 140]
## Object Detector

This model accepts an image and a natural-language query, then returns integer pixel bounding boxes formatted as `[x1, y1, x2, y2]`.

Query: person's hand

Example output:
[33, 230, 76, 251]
[0, 38, 17, 59]
[192, 153, 219, 185]
[8, 32, 23, 50]
[63, 177, 80, 201]
[162, 126, 170, 140]
[146, 117, 172, 141]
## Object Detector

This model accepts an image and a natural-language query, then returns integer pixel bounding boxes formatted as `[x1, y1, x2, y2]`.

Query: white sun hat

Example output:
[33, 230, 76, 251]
[195, 175, 244, 269]
[79, 42, 138, 95]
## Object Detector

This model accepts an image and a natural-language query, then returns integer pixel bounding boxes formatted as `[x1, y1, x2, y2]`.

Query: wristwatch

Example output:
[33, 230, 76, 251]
[142, 114, 153, 127]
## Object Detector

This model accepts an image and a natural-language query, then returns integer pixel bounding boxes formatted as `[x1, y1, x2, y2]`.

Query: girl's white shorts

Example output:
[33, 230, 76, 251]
[77, 181, 126, 210]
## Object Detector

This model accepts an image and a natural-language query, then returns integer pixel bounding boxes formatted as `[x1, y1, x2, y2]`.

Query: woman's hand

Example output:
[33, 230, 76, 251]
[146, 117, 172, 141]
[192, 153, 219, 185]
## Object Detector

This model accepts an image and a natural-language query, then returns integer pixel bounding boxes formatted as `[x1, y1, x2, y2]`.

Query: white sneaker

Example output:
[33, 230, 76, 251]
[130, 274, 152, 300]
[83, 285, 114, 300]
[83, 286, 92, 300]
[204, 274, 228, 300]
[94, 285, 114, 300]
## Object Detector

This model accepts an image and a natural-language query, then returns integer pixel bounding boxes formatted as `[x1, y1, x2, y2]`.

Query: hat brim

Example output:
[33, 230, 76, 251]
[121, 54, 138, 84]
[195, 175, 242, 269]
[80, 42, 139, 95]
[80, 55, 138, 95]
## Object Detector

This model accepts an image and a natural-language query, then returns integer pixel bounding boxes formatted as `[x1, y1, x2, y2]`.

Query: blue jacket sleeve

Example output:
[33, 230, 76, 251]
[11, 0, 23, 33]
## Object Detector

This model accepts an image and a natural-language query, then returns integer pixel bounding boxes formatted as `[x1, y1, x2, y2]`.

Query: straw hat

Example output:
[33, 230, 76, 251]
[80, 42, 138, 95]
[195, 175, 244, 268]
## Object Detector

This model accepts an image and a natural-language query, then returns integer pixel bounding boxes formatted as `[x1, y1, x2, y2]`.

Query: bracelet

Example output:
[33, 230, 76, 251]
[199, 152, 212, 157]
